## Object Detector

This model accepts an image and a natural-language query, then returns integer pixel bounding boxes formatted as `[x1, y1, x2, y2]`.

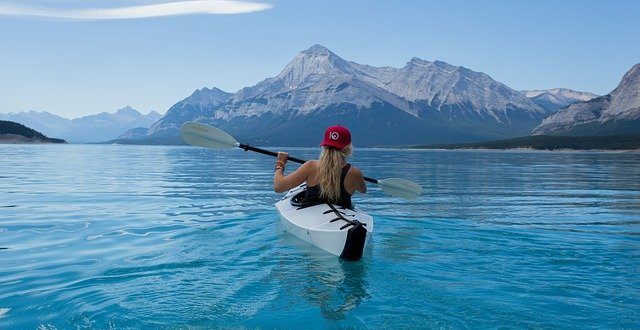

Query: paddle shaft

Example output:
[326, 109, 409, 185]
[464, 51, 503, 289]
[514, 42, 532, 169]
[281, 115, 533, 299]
[238, 143, 379, 184]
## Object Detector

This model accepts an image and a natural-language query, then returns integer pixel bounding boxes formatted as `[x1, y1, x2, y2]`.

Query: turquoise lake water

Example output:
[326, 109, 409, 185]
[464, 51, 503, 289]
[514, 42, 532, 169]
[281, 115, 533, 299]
[1, 144, 639, 329]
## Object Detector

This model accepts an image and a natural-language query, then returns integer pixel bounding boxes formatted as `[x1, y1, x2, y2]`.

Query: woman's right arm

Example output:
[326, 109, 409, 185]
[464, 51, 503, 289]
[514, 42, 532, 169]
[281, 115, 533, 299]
[273, 156, 313, 193]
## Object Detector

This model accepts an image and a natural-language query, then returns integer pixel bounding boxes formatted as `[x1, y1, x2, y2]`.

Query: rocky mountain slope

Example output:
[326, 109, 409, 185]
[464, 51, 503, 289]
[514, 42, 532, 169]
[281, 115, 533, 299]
[533, 63, 640, 136]
[142, 45, 551, 146]
[146, 87, 232, 139]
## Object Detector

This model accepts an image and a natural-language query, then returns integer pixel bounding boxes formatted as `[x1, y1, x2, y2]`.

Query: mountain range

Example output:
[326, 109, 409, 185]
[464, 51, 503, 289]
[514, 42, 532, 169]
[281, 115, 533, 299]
[5, 45, 636, 146]
[136, 45, 562, 146]
[144, 87, 233, 143]
[533, 63, 640, 136]
[522, 88, 598, 112]
[0, 107, 162, 143]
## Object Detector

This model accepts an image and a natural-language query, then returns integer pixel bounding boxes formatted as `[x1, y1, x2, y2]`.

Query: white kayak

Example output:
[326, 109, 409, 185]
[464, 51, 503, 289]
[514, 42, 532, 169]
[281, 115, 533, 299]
[275, 184, 374, 260]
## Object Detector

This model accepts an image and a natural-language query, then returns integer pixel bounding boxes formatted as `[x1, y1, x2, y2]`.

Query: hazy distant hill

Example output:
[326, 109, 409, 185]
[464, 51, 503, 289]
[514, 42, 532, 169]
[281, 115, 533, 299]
[0, 111, 71, 138]
[0, 120, 66, 144]
[533, 63, 640, 136]
[60, 106, 163, 143]
[522, 88, 598, 112]
[115, 127, 149, 140]
[134, 44, 551, 146]
[0, 106, 162, 143]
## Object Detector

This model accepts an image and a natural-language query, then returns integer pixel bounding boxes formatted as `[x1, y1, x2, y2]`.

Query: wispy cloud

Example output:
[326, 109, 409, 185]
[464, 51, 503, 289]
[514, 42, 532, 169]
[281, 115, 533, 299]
[0, 0, 273, 20]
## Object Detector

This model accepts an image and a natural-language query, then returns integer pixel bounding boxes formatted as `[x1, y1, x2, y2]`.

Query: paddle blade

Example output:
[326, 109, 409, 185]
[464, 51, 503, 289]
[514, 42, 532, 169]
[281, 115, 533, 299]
[377, 178, 422, 199]
[181, 121, 239, 149]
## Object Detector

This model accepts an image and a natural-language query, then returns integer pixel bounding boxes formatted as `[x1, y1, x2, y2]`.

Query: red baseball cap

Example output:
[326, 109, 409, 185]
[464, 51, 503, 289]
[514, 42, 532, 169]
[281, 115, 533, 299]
[320, 125, 351, 149]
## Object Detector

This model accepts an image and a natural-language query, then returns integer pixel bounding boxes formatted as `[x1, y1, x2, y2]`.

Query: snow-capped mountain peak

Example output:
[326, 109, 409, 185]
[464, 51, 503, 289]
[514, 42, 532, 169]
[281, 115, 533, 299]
[275, 44, 356, 85]
[523, 88, 598, 101]
[522, 88, 599, 112]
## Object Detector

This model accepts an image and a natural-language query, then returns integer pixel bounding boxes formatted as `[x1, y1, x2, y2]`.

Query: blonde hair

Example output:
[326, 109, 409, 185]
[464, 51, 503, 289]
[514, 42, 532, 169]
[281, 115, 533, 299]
[318, 144, 353, 203]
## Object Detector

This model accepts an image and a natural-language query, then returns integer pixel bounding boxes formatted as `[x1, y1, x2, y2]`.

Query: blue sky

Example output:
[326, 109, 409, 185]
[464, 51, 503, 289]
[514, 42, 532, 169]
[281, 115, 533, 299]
[0, 0, 638, 118]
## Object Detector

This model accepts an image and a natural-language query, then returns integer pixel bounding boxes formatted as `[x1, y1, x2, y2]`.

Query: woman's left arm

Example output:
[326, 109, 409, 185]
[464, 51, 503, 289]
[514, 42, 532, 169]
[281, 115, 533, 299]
[273, 152, 311, 193]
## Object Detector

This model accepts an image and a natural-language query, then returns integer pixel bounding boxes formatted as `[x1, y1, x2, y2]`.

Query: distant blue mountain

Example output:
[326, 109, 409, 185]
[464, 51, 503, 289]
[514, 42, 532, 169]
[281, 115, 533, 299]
[0, 110, 71, 138]
[0, 106, 162, 143]
[61, 106, 162, 143]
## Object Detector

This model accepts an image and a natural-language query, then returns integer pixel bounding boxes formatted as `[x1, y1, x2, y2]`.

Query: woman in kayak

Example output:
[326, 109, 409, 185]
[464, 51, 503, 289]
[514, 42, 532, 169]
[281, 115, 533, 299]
[273, 125, 366, 209]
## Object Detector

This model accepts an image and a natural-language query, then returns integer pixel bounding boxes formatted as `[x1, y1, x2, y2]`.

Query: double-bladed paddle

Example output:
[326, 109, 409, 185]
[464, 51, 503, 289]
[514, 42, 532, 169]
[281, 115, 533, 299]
[180, 121, 422, 199]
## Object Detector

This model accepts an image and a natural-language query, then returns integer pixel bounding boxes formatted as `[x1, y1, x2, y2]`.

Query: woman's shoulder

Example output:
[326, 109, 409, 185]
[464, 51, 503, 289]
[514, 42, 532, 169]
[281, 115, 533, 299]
[347, 164, 363, 176]
[302, 160, 319, 173]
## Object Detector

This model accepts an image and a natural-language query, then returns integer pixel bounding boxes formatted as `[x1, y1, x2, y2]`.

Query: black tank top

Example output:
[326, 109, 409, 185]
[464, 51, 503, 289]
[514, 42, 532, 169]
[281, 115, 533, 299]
[304, 164, 353, 209]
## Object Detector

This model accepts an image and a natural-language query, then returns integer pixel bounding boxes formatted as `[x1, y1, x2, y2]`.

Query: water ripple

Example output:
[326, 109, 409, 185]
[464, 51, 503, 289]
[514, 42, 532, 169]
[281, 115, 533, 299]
[0, 145, 639, 328]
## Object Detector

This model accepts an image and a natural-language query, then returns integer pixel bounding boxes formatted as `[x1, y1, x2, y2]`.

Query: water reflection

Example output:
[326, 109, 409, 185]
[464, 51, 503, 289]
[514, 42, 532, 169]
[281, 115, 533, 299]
[306, 258, 369, 321]
[277, 235, 370, 321]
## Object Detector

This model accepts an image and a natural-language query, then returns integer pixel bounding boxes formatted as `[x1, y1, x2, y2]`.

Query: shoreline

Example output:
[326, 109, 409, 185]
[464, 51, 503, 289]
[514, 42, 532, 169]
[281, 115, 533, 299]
[0, 134, 66, 144]
[404, 147, 640, 153]
[0, 133, 67, 144]
[2, 142, 639, 153]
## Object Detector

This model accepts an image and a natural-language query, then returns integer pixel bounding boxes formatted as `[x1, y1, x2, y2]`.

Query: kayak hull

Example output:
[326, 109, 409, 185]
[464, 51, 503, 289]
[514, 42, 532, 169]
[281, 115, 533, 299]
[275, 185, 373, 259]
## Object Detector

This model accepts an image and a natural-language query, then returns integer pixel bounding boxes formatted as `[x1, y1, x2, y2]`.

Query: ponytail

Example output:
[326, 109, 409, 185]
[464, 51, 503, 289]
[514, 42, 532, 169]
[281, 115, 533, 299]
[318, 144, 352, 202]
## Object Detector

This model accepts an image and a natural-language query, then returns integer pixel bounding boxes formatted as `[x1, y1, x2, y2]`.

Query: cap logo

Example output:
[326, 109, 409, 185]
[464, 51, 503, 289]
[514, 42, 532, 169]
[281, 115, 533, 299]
[330, 132, 339, 140]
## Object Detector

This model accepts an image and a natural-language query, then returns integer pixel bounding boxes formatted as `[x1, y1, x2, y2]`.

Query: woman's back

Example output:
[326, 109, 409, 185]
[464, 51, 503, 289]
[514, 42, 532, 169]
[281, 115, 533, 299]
[273, 125, 366, 207]
[304, 160, 364, 196]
